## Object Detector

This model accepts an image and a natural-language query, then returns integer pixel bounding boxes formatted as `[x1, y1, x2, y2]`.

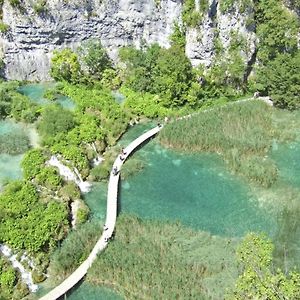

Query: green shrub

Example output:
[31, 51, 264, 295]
[49, 221, 101, 281]
[0, 22, 9, 33]
[33, 0, 47, 14]
[9, 0, 21, 8]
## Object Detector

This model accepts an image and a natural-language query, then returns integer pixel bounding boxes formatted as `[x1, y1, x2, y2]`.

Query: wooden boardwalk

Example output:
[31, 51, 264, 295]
[39, 125, 162, 300]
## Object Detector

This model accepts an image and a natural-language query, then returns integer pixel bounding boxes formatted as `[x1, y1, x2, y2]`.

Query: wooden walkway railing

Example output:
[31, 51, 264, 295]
[39, 125, 162, 300]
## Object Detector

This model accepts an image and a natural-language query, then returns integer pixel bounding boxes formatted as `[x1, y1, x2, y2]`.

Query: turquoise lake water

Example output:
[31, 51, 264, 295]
[0, 120, 29, 187]
[18, 83, 76, 110]
[11, 85, 300, 298]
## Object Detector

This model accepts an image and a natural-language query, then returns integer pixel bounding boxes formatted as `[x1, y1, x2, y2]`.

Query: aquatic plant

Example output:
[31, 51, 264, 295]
[159, 101, 292, 187]
[0, 131, 30, 155]
[49, 221, 102, 282]
[87, 214, 239, 299]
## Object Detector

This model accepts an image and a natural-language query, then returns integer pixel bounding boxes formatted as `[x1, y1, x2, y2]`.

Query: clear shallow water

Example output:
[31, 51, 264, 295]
[0, 120, 29, 186]
[18, 83, 76, 110]
[63, 283, 122, 300]
[119, 125, 276, 237]
[84, 183, 107, 221]
[44, 122, 300, 299]
[271, 140, 300, 188]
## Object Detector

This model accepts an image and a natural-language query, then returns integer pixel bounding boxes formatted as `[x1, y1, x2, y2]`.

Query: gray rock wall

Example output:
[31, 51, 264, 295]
[0, 0, 255, 81]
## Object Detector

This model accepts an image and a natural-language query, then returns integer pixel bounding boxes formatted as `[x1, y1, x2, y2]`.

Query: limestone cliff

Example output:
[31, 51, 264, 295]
[0, 0, 256, 81]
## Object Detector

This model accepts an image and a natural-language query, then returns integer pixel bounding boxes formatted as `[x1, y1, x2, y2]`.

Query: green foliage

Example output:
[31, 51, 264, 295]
[22, 149, 46, 180]
[79, 40, 112, 81]
[32, 0, 47, 14]
[228, 233, 300, 299]
[182, 0, 202, 27]
[182, 0, 209, 27]
[255, 51, 300, 110]
[0, 22, 9, 33]
[121, 158, 145, 179]
[119, 44, 161, 93]
[153, 46, 193, 107]
[9, 0, 21, 9]
[0, 181, 68, 253]
[255, 0, 299, 63]
[0, 81, 21, 119]
[0, 259, 16, 299]
[0, 131, 30, 155]
[50, 49, 82, 83]
[89, 165, 109, 181]
[100, 68, 121, 90]
[120, 44, 194, 108]
[49, 221, 101, 281]
[160, 101, 281, 186]
[58, 182, 81, 201]
[88, 214, 239, 299]
[38, 105, 76, 141]
[239, 156, 278, 188]
[121, 87, 171, 118]
[76, 201, 90, 224]
[170, 22, 186, 49]
[36, 166, 62, 190]
[220, 0, 235, 13]
[10, 92, 40, 123]
[61, 83, 128, 146]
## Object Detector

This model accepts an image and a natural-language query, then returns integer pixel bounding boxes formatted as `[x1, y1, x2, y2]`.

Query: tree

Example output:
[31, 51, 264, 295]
[38, 105, 76, 140]
[79, 40, 112, 80]
[228, 233, 300, 299]
[255, 50, 300, 110]
[152, 45, 193, 107]
[50, 49, 81, 83]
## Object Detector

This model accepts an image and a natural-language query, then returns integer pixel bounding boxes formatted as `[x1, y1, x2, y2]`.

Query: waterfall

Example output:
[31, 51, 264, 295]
[47, 156, 91, 193]
[0, 244, 38, 292]
[91, 142, 104, 166]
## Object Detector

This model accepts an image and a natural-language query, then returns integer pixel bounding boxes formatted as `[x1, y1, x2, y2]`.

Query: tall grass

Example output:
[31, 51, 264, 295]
[87, 214, 238, 299]
[159, 101, 288, 187]
[48, 221, 102, 284]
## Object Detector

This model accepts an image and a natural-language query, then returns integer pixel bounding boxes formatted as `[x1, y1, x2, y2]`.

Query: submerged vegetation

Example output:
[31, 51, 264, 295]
[160, 101, 299, 187]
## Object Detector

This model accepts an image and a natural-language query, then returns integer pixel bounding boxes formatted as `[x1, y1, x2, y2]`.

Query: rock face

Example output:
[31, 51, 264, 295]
[0, 0, 255, 80]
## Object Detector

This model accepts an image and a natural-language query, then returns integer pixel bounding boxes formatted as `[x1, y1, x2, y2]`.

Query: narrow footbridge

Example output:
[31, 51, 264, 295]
[39, 125, 162, 300]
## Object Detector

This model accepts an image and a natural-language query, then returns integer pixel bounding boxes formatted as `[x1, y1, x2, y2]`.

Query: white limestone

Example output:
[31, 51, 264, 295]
[47, 155, 91, 193]
[0, 244, 38, 292]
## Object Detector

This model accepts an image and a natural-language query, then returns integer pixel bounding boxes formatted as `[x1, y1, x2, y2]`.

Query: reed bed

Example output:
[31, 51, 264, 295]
[87, 214, 238, 299]
[159, 101, 287, 187]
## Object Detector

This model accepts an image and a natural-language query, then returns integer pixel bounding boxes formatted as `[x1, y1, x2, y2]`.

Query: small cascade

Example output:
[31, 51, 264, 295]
[48, 156, 91, 193]
[0, 244, 38, 292]
[91, 142, 104, 166]
[73, 167, 91, 193]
